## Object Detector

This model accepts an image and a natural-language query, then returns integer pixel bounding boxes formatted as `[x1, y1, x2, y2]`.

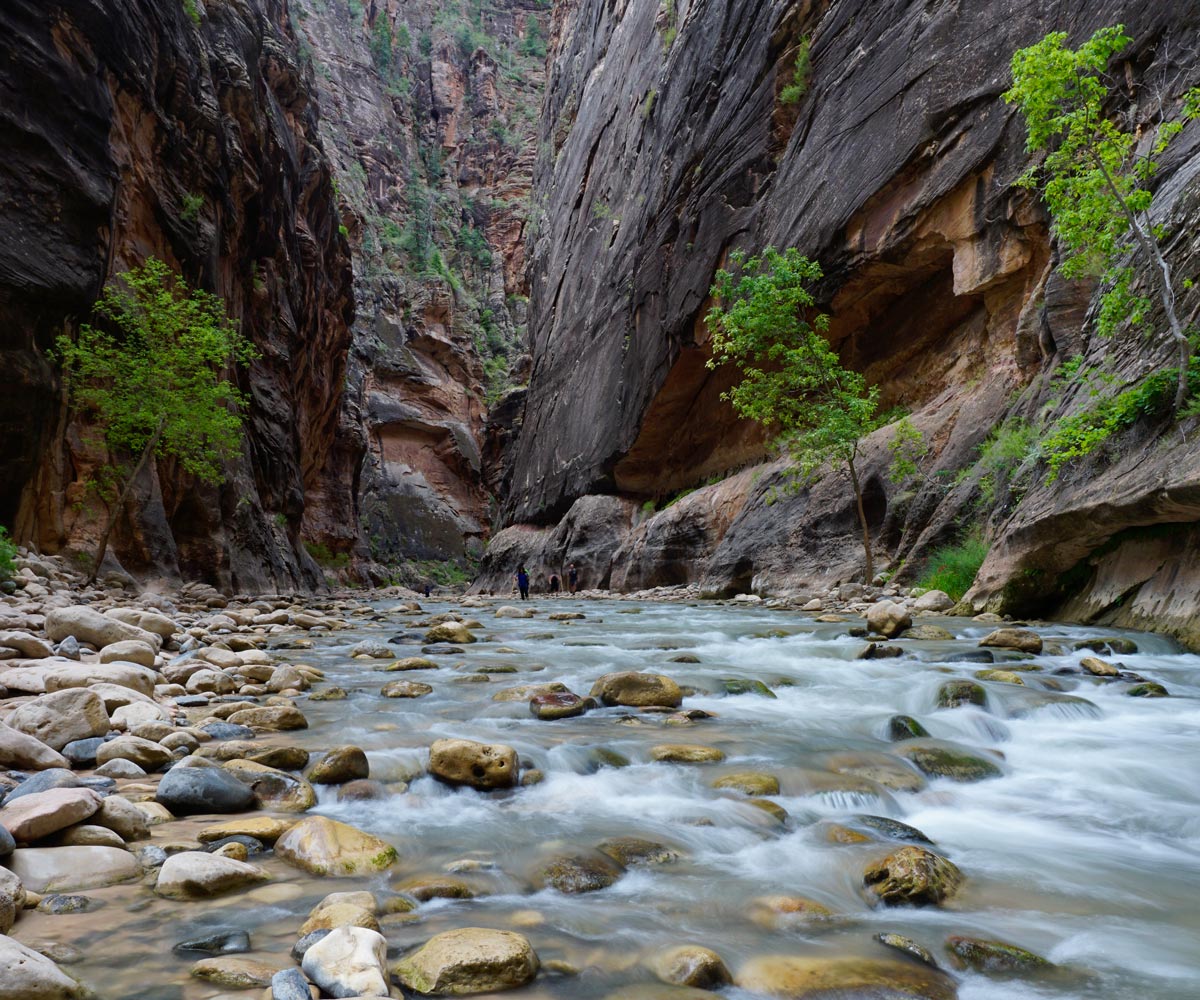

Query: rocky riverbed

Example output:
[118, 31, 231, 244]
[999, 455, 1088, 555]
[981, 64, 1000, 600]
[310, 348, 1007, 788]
[0, 551, 1198, 999]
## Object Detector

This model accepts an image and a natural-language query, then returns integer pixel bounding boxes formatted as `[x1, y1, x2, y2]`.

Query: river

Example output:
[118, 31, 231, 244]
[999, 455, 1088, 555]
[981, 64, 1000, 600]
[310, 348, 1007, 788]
[24, 597, 1200, 1000]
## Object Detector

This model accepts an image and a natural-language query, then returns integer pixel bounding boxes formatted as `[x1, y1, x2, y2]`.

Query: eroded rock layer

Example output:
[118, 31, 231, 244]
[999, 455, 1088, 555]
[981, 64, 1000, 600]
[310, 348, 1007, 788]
[491, 0, 1200, 643]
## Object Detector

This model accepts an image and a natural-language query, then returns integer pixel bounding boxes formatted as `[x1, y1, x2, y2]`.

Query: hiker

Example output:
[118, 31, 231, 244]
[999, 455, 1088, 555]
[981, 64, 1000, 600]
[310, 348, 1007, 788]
[548, 573, 561, 594]
[516, 564, 530, 601]
[568, 563, 578, 594]
[423, 583, 431, 598]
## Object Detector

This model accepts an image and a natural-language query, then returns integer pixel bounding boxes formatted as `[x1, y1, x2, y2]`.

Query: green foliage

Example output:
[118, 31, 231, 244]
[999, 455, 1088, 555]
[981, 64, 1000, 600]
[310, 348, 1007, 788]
[886, 416, 927, 484]
[915, 532, 988, 601]
[55, 258, 256, 487]
[706, 248, 878, 481]
[976, 418, 1039, 502]
[779, 36, 811, 105]
[659, 0, 677, 50]
[304, 540, 350, 569]
[1004, 26, 1200, 342]
[520, 15, 547, 59]
[369, 15, 393, 78]
[182, 0, 200, 26]
[1040, 358, 1200, 480]
[0, 526, 16, 582]
[418, 31, 433, 56]
[179, 193, 204, 223]
[395, 22, 412, 52]
[642, 90, 657, 119]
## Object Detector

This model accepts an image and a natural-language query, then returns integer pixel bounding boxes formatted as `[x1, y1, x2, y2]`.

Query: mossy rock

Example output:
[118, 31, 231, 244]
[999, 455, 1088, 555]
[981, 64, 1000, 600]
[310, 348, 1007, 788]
[720, 677, 776, 697]
[875, 932, 942, 970]
[1127, 681, 1169, 697]
[935, 679, 986, 709]
[596, 837, 680, 867]
[863, 846, 963, 907]
[945, 935, 1051, 973]
[886, 715, 930, 741]
[712, 771, 780, 796]
[896, 743, 1002, 782]
[535, 852, 624, 894]
[974, 669, 1025, 685]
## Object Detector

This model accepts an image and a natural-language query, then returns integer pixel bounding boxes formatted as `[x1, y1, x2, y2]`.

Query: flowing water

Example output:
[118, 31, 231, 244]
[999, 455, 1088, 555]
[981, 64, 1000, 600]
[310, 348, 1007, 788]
[24, 598, 1200, 999]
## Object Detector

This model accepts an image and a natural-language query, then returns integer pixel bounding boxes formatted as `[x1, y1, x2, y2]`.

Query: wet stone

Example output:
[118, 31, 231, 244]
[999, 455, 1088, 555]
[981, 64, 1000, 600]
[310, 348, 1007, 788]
[886, 715, 930, 741]
[875, 933, 944, 970]
[596, 837, 680, 867]
[945, 935, 1052, 973]
[854, 814, 934, 844]
[173, 930, 252, 956]
[37, 893, 99, 914]
[536, 852, 624, 893]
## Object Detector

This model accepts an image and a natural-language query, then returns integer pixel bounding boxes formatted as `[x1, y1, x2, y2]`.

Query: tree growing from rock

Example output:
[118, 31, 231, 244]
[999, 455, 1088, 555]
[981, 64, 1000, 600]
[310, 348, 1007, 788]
[706, 247, 880, 580]
[1005, 25, 1200, 410]
[56, 258, 256, 581]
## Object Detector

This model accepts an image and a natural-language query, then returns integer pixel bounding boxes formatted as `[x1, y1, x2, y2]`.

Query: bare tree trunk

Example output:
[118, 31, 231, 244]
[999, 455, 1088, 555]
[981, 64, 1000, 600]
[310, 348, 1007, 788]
[87, 420, 164, 584]
[1094, 153, 1191, 408]
[846, 452, 874, 582]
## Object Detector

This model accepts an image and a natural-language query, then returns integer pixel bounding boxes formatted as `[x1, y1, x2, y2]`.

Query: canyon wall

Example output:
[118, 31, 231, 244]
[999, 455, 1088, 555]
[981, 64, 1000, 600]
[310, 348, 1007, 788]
[484, 0, 1200, 644]
[0, 0, 355, 593]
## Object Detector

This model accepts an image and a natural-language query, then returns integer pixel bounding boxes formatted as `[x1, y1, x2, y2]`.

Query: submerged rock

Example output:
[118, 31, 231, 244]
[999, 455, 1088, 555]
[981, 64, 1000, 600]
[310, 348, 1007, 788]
[896, 743, 1003, 782]
[712, 771, 780, 796]
[979, 628, 1043, 653]
[596, 837, 680, 867]
[1127, 681, 1169, 697]
[650, 744, 725, 764]
[935, 679, 986, 709]
[394, 927, 539, 995]
[650, 944, 731, 989]
[945, 935, 1051, 973]
[529, 692, 595, 720]
[863, 846, 963, 907]
[382, 679, 433, 698]
[875, 932, 943, 970]
[535, 852, 624, 893]
[736, 955, 957, 1000]
[887, 715, 931, 740]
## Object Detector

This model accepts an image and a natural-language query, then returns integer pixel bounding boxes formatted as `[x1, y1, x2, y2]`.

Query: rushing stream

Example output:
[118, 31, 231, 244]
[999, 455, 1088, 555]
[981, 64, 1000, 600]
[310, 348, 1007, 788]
[24, 598, 1200, 1000]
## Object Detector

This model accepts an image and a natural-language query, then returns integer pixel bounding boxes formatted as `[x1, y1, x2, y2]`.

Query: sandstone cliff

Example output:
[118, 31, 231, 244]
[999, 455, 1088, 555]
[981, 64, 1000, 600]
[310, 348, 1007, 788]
[486, 0, 1200, 645]
[0, 0, 355, 592]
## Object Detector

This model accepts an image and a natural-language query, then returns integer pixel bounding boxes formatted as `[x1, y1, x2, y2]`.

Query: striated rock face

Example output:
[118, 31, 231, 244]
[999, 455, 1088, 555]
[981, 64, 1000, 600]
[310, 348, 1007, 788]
[489, 0, 1200, 642]
[289, 0, 548, 581]
[1, 0, 355, 591]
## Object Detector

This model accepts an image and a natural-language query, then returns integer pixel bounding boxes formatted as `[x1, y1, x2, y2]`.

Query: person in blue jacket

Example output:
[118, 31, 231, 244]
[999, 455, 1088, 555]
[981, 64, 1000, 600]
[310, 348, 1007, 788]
[516, 565, 530, 600]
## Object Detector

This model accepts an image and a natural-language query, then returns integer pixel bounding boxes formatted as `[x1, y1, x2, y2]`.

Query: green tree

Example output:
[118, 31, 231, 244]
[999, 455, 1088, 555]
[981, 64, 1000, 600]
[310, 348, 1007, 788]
[0, 526, 16, 583]
[369, 14, 393, 79]
[1005, 25, 1200, 410]
[521, 16, 547, 59]
[56, 258, 256, 581]
[706, 247, 881, 579]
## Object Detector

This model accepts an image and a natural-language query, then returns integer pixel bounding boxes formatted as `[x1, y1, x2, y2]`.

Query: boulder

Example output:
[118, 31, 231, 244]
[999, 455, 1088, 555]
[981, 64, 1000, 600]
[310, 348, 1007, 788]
[98, 640, 156, 668]
[0, 869, 22, 934]
[394, 927, 539, 996]
[912, 590, 955, 612]
[535, 852, 624, 893]
[155, 765, 258, 815]
[7, 690, 109, 751]
[308, 746, 370, 785]
[978, 628, 1043, 653]
[589, 671, 683, 708]
[424, 622, 477, 644]
[94, 758, 146, 779]
[226, 705, 308, 731]
[712, 771, 780, 796]
[266, 665, 309, 692]
[0, 631, 53, 658]
[381, 679, 433, 698]
[863, 846, 964, 907]
[44, 605, 157, 650]
[95, 735, 172, 772]
[301, 926, 389, 998]
[0, 787, 102, 843]
[155, 851, 269, 900]
[494, 605, 535, 619]
[934, 680, 986, 709]
[44, 663, 156, 697]
[0, 934, 86, 999]
[735, 955, 957, 1000]
[596, 837, 680, 867]
[274, 816, 397, 876]
[650, 744, 725, 764]
[428, 738, 518, 790]
[385, 656, 438, 671]
[866, 601, 912, 638]
[196, 816, 294, 846]
[896, 743, 1002, 782]
[59, 824, 124, 849]
[650, 945, 731, 989]
[944, 935, 1051, 973]
[222, 760, 316, 812]
[189, 956, 281, 988]
[185, 669, 237, 695]
[92, 795, 150, 841]
[1079, 656, 1119, 677]
[8, 846, 142, 892]
[0, 722, 68, 770]
[529, 692, 594, 720]
[350, 640, 395, 659]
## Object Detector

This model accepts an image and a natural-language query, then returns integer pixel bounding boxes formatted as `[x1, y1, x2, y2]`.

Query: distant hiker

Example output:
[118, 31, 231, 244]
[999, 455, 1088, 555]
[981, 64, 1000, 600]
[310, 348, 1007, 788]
[549, 573, 561, 594]
[423, 583, 431, 598]
[517, 565, 530, 601]
[568, 563, 579, 594]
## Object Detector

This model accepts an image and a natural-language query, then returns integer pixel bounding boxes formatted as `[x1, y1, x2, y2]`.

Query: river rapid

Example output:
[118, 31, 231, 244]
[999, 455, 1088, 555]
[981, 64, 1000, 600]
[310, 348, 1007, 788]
[27, 597, 1200, 1000]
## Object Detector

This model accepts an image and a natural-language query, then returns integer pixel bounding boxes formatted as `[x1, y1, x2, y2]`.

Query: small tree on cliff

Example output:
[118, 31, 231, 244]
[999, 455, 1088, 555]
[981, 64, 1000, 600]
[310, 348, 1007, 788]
[56, 258, 256, 581]
[706, 247, 880, 580]
[1005, 25, 1200, 410]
